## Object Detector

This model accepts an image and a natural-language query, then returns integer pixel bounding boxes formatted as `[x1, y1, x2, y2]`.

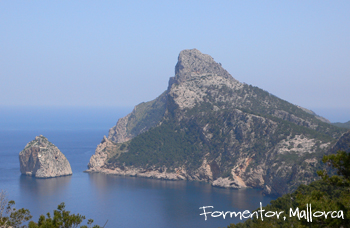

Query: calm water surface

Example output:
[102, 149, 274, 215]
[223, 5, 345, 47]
[0, 107, 277, 228]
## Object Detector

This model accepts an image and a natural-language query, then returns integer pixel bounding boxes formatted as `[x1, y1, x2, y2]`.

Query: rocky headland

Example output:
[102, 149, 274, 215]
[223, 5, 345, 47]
[86, 49, 346, 195]
[19, 135, 72, 178]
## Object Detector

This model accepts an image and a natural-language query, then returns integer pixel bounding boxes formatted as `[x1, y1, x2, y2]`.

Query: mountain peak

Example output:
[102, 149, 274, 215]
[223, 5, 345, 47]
[174, 49, 232, 83]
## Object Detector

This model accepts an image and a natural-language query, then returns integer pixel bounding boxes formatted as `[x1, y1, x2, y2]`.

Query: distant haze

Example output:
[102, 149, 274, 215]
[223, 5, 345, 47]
[1, 1, 349, 122]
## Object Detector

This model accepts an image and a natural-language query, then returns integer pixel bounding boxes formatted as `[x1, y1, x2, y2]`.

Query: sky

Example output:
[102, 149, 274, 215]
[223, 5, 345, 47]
[1, 1, 349, 122]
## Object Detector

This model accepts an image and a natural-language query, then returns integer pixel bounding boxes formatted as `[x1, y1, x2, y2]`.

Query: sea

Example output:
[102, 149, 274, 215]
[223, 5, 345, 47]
[0, 106, 277, 228]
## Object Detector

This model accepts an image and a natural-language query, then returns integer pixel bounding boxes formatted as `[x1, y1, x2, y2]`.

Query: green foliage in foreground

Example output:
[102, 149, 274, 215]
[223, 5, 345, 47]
[28, 203, 101, 228]
[0, 193, 32, 228]
[227, 150, 350, 228]
[0, 196, 101, 228]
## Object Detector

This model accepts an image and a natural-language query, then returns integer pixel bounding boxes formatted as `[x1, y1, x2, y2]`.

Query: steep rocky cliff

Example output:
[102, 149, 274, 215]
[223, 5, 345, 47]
[19, 135, 72, 178]
[86, 49, 346, 195]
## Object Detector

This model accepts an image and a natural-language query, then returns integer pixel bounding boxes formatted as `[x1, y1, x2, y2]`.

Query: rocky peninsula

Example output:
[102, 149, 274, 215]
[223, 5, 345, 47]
[86, 49, 346, 195]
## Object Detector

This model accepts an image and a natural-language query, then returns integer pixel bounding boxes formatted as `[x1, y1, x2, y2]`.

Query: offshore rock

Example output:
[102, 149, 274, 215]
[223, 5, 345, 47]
[19, 135, 72, 178]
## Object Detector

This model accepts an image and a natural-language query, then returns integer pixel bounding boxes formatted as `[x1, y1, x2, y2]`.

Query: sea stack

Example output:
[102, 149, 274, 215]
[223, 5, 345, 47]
[19, 135, 72, 178]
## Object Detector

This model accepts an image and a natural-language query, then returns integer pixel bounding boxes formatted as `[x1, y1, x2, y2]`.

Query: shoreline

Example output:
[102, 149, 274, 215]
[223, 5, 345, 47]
[84, 167, 250, 190]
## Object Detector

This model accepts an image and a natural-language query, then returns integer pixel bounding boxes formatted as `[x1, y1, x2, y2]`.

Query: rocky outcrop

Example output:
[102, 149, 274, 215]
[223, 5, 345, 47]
[87, 136, 117, 172]
[212, 177, 243, 189]
[19, 135, 72, 178]
[86, 49, 346, 195]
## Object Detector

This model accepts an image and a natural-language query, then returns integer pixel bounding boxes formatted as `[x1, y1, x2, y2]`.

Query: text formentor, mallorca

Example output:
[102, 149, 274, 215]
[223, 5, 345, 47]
[199, 203, 344, 222]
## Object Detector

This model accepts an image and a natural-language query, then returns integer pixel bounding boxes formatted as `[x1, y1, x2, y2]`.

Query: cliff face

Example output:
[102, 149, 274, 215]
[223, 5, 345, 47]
[87, 136, 117, 172]
[86, 49, 346, 195]
[19, 135, 72, 178]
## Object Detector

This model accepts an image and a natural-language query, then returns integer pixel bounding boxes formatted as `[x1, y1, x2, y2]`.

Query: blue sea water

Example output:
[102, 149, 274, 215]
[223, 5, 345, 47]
[0, 107, 276, 228]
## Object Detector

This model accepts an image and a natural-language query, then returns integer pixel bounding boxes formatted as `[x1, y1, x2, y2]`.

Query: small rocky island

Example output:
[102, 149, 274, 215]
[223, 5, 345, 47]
[19, 135, 72, 178]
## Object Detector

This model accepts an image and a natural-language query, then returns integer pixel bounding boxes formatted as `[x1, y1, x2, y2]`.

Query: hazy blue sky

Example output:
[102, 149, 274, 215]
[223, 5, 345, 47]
[1, 1, 349, 122]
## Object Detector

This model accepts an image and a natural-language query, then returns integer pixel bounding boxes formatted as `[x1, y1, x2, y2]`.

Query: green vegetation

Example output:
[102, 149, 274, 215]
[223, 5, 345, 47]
[0, 193, 101, 228]
[109, 119, 205, 169]
[332, 120, 350, 129]
[28, 203, 101, 228]
[227, 150, 350, 228]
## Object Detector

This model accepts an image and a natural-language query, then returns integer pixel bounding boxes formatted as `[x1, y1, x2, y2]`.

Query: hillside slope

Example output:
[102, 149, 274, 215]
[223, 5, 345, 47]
[332, 120, 350, 129]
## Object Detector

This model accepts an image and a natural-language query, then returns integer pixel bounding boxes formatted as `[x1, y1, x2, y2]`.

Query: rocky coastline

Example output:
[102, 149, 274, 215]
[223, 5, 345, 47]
[85, 163, 246, 189]
[85, 136, 250, 190]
